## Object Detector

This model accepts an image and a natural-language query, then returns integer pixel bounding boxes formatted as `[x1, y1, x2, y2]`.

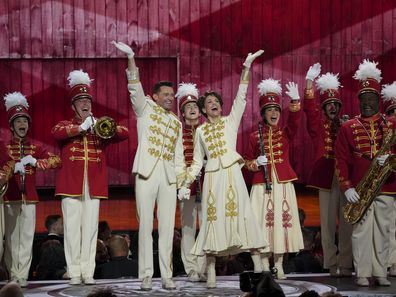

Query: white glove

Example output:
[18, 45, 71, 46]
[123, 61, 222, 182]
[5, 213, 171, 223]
[377, 154, 389, 166]
[256, 155, 268, 166]
[306, 63, 321, 81]
[79, 116, 96, 131]
[243, 50, 264, 68]
[14, 162, 25, 174]
[21, 155, 37, 167]
[285, 82, 300, 100]
[178, 187, 191, 201]
[345, 188, 360, 203]
[112, 41, 134, 58]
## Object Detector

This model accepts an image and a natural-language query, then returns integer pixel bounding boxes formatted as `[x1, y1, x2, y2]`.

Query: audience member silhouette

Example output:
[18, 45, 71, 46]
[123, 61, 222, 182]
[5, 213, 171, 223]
[95, 235, 138, 279]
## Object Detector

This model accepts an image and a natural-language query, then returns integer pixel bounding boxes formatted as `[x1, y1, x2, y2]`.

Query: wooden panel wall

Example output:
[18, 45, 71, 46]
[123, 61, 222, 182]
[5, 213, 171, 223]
[1, 0, 396, 230]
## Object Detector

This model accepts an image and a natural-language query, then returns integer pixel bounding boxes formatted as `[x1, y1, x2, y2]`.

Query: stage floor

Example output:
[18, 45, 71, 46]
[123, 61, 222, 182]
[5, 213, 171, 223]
[3, 274, 396, 297]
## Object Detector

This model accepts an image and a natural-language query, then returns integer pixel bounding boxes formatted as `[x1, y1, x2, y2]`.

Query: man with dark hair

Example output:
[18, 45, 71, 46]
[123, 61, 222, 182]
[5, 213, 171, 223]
[153, 81, 174, 94]
[44, 214, 63, 243]
[95, 235, 138, 279]
[113, 41, 186, 290]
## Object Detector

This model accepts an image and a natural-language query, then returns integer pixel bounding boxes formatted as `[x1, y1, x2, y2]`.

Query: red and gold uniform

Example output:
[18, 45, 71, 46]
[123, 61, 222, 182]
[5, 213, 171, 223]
[180, 123, 205, 277]
[245, 104, 303, 255]
[54, 69, 129, 284]
[304, 87, 352, 274]
[52, 118, 129, 198]
[52, 118, 128, 281]
[1, 92, 60, 286]
[1, 137, 59, 202]
[1, 138, 60, 284]
[336, 113, 396, 279]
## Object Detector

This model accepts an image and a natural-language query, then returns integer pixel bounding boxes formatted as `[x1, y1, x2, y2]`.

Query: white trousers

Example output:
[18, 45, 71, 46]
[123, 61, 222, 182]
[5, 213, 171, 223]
[352, 194, 394, 277]
[179, 197, 205, 275]
[62, 178, 100, 279]
[319, 177, 352, 269]
[135, 160, 177, 279]
[388, 200, 396, 266]
[4, 202, 36, 280]
[0, 202, 4, 261]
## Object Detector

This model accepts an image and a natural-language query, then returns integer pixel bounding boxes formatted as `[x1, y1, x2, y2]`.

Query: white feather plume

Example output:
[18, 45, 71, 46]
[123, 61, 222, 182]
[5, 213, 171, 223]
[68, 69, 93, 87]
[175, 83, 199, 100]
[257, 79, 282, 96]
[381, 82, 396, 102]
[353, 59, 382, 82]
[4, 92, 29, 111]
[315, 72, 341, 94]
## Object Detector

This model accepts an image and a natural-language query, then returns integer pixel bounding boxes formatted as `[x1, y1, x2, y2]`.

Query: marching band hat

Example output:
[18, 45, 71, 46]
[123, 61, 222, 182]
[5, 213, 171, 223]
[176, 83, 199, 113]
[353, 59, 382, 97]
[381, 82, 396, 114]
[258, 79, 282, 111]
[68, 69, 93, 103]
[315, 72, 342, 108]
[4, 92, 31, 124]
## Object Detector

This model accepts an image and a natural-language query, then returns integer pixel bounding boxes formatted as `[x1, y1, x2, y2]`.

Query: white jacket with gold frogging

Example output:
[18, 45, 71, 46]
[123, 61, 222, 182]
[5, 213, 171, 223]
[186, 83, 248, 185]
[128, 81, 185, 187]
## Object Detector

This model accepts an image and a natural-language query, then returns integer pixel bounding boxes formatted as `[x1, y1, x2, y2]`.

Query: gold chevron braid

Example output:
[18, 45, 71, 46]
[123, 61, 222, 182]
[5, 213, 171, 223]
[343, 131, 396, 224]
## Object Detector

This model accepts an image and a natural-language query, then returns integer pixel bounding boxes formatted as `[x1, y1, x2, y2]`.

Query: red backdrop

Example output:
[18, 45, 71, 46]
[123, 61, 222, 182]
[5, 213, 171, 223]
[1, 0, 396, 230]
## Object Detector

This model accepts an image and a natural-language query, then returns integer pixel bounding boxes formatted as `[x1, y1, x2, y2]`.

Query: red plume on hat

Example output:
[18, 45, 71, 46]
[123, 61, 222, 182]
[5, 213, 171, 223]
[68, 70, 93, 103]
[257, 79, 282, 111]
[381, 82, 396, 114]
[4, 92, 31, 124]
[353, 59, 382, 97]
[175, 83, 199, 113]
[315, 72, 342, 108]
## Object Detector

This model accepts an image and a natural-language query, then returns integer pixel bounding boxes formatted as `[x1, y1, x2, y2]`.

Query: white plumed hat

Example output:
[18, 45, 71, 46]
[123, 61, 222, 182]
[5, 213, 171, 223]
[257, 79, 282, 111]
[175, 82, 199, 112]
[68, 69, 93, 103]
[4, 92, 31, 124]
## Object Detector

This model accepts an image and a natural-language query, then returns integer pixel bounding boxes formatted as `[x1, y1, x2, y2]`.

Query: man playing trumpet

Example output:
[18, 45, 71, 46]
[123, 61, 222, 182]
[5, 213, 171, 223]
[52, 69, 128, 285]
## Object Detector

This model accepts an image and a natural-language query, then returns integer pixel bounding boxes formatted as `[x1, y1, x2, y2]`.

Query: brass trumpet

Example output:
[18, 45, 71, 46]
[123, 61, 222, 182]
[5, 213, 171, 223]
[93, 116, 117, 139]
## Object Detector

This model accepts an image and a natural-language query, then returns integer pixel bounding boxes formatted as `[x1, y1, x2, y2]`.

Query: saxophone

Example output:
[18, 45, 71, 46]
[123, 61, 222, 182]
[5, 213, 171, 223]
[343, 130, 396, 224]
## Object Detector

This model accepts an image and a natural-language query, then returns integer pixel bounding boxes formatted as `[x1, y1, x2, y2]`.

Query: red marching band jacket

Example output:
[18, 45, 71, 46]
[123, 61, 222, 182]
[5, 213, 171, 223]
[335, 113, 396, 193]
[244, 106, 301, 184]
[52, 117, 129, 199]
[303, 95, 343, 191]
[183, 123, 202, 196]
[0, 137, 60, 203]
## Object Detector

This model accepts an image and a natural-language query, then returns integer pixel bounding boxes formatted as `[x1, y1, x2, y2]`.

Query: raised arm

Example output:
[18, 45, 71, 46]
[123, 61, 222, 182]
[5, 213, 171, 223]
[284, 82, 302, 140]
[112, 41, 146, 116]
[303, 63, 322, 139]
[229, 50, 264, 127]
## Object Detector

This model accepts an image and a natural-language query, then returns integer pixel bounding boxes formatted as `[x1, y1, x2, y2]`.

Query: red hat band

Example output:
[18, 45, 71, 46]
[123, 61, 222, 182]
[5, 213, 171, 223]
[320, 89, 342, 108]
[7, 105, 31, 124]
[259, 93, 281, 111]
[358, 78, 380, 97]
[383, 99, 396, 114]
[69, 84, 92, 103]
[179, 95, 198, 112]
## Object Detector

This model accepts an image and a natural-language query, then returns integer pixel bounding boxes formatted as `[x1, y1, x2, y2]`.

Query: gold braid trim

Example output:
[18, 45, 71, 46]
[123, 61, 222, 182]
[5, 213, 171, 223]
[304, 88, 315, 99]
[289, 101, 301, 112]
[240, 68, 250, 84]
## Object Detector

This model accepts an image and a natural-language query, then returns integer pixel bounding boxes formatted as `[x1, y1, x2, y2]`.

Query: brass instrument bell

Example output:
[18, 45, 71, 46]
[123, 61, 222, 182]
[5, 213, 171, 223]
[93, 116, 117, 139]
